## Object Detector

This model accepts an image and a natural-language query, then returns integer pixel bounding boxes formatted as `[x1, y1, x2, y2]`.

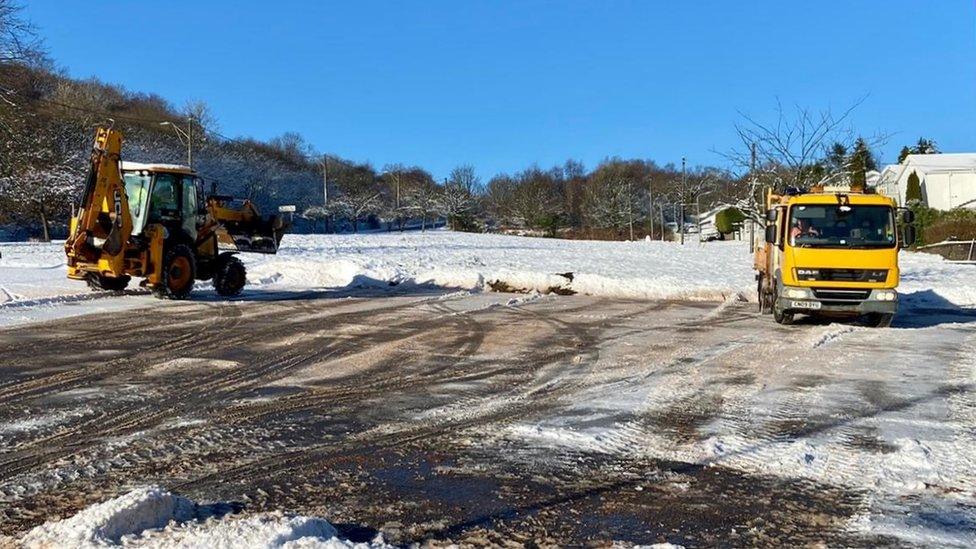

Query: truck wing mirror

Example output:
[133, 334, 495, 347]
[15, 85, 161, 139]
[899, 208, 915, 224]
[765, 209, 777, 222]
[765, 224, 777, 244]
[901, 225, 917, 248]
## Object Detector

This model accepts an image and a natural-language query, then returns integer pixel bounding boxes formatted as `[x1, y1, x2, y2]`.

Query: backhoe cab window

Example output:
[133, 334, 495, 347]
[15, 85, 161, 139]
[148, 174, 179, 223]
[122, 171, 151, 234]
[789, 205, 895, 248]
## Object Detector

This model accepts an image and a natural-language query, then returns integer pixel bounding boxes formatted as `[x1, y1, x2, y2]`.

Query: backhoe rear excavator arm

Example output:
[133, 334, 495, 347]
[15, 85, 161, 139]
[65, 127, 133, 279]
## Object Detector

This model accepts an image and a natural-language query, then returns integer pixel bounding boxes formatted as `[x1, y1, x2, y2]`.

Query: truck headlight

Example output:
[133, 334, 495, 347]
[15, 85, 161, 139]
[873, 290, 897, 301]
[783, 287, 812, 299]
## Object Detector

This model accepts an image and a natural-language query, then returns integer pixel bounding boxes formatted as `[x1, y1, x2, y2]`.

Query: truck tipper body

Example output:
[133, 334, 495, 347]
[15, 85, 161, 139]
[754, 184, 915, 327]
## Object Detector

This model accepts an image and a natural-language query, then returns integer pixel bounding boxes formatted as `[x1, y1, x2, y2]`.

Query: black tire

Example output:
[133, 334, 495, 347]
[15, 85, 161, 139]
[773, 300, 795, 325]
[152, 244, 196, 300]
[213, 253, 246, 297]
[865, 313, 894, 328]
[757, 275, 772, 314]
[86, 273, 131, 293]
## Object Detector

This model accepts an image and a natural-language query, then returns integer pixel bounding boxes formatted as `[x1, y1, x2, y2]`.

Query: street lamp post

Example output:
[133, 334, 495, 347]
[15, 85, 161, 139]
[160, 117, 193, 168]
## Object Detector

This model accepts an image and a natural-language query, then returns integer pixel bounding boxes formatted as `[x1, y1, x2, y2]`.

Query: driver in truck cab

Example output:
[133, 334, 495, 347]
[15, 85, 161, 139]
[790, 218, 819, 242]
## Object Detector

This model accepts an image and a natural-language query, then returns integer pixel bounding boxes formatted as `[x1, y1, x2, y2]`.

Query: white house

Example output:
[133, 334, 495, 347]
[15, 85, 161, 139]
[697, 204, 743, 241]
[875, 154, 976, 210]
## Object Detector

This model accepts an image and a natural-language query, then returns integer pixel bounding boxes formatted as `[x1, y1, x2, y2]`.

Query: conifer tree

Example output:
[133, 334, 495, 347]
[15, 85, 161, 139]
[905, 171, 923, 203]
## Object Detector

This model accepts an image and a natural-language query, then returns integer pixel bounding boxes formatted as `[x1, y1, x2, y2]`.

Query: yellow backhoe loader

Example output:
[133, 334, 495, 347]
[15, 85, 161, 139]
[65, 127, 288, 299]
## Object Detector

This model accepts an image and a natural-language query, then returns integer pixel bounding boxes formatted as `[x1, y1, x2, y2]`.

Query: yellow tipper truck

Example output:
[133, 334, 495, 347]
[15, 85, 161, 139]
[755, 183, 916, 327]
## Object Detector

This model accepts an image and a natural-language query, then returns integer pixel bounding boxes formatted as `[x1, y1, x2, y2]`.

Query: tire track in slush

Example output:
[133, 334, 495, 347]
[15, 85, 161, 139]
[179, 299, 618, 492]
[0, 293, 484, 486]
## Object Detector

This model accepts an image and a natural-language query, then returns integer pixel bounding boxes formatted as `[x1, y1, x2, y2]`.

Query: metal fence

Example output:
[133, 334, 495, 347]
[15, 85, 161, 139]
[918, 239, 976, 263]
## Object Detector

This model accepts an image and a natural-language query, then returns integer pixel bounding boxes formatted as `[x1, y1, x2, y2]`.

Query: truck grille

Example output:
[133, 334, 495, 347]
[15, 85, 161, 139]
[812, 288, 871, 301]
[797, 269, 888, 282]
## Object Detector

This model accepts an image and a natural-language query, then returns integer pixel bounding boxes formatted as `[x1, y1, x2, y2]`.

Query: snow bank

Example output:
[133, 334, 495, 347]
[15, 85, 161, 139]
[245, 232, 755, 302]
[1, 232, 973, 326]
[21, 486, 390, 548]
[22, 486, 196, 547]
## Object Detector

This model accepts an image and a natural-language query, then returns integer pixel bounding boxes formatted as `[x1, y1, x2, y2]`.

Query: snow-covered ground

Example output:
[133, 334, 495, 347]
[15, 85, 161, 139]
[1, 231, 973, 327]
[1, 231, 974, 546]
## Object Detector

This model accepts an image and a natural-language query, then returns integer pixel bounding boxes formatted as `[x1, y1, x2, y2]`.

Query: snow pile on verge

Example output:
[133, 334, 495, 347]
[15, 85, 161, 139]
[2, 232, 973, 316]
[22, 486, 196, 547]
[21, 486, 390, 548]
[245, 232, 755, 302]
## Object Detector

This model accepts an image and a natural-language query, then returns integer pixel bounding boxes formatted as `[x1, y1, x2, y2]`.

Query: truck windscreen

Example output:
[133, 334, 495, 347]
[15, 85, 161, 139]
[789, 205, 895, 248]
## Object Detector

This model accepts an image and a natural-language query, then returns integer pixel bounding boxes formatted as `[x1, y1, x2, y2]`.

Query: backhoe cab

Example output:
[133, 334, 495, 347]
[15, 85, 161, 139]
[65, 127, 287, 299]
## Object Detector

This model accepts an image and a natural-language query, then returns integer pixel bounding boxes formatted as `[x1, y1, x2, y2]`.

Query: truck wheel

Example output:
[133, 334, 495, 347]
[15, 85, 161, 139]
[866, 313, 894, 328]
[757, 276, 765, 313]
[773, 301, 794, 325]
[86, 273, 131, 293]
[152, 244, 196, 300]
[213, 254, 246, 297]
[757, 275, 774, 314]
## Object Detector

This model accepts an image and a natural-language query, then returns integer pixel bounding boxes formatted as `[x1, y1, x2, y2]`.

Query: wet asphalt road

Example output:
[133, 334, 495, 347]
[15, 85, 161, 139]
[1, 289, 974, 546]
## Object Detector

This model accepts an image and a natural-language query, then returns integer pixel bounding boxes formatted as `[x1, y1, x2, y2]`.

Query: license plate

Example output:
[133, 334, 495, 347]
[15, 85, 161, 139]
[792, 301, 822, 310]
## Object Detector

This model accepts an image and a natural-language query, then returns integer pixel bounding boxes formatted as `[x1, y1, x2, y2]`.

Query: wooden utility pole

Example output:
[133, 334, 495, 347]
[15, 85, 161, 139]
[627, 179, 635, 241]
[648, 177, 655, 239]
[749, 143, 756, 253]
[680, 157, 686, 245]
[186, 115, 192, 168]
[660, 208, 666, 241]
[322, 155, 330, 233]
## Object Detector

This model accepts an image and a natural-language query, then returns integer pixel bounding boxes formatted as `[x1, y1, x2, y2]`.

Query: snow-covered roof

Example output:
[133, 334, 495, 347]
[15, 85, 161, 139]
[865, 170, 880, 186]
[878, 154, 976, 185]
[120, 161, 194, 173]
[901, 153, 976, 172]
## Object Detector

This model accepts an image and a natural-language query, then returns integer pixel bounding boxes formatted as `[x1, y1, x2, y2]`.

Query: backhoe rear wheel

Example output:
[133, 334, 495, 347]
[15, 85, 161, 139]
[213, 253, 246, 297]
[86, 273, 130, 293]
[152, 244, 196, 300]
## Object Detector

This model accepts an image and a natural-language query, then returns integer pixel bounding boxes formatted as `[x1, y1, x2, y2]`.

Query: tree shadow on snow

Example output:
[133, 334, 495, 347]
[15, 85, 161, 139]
[893, 290, 976, 329]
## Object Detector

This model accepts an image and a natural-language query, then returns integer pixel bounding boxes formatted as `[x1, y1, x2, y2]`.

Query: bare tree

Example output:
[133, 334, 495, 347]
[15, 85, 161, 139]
[583, 159, 651, 238]
[0, 1, 45, 66]
[439, 165, 480, 231]
[333, 161, 381, 232]
[404, 175, 440, 231]
[722, 100, 867, 220]
[381, 163, 413, 231]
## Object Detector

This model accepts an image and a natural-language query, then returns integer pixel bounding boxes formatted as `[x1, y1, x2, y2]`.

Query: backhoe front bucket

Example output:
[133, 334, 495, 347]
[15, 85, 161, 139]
[216, 214, 289, 254]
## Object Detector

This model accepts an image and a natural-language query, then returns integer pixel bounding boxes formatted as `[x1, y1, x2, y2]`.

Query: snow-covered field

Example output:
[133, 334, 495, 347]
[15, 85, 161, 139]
[1, 231, 973, 327]
[1, 231, 974, 546]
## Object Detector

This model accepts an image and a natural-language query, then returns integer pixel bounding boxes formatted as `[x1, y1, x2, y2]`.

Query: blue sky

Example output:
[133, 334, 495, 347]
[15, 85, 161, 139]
[23, 1, 976, 181]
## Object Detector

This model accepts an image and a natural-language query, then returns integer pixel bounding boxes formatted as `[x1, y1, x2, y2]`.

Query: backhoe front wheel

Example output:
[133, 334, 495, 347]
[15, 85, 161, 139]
[152, 244, 196, 300]
[213, 253, 246, 297]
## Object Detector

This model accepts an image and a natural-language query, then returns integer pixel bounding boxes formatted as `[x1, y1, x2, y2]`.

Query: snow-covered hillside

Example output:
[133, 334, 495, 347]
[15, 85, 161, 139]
[1, 231, 973, 326]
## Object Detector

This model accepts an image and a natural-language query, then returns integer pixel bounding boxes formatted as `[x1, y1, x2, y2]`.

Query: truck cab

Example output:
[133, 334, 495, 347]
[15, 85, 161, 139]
[755, 185, 915, 327]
